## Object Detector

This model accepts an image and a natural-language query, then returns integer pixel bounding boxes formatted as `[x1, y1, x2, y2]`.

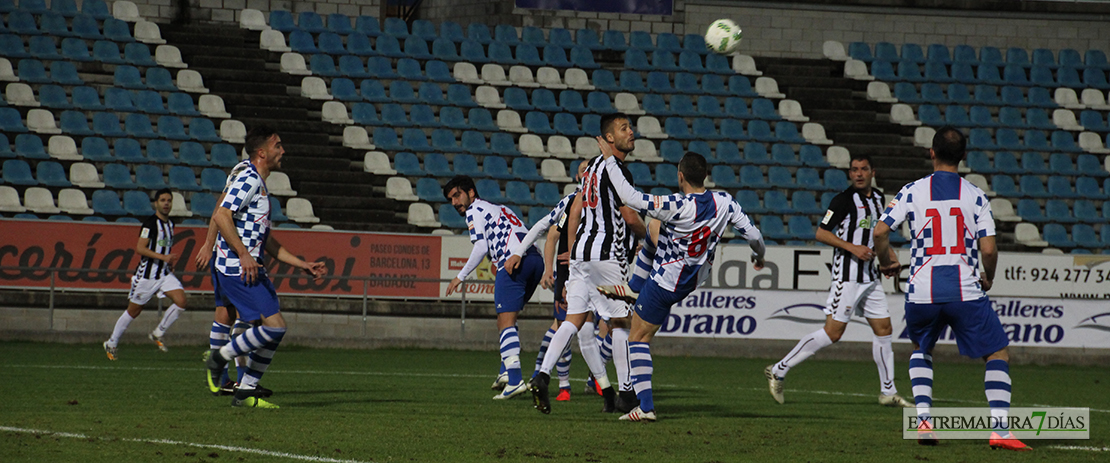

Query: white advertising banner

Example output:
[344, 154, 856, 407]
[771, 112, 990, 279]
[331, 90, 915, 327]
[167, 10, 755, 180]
[656, 287, 1110, 349]
[438, 235, 555, 303]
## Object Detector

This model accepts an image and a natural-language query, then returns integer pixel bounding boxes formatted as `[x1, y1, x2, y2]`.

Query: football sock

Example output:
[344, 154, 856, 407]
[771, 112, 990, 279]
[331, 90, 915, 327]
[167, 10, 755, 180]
[499, 326, 523, 386]
[599, 333, 613, 365]
[574, 323, 612, 390]
[219, 325, 284, 360]
[556, 343, 572, 389]
[535, 327, 555, 376]
[233, 326, 285, 389]
[210, 321, 232, 384]
[909, 350, 934, 424]
[232, 320, 251, 383]
[612, 327, 632, 392]
[152, 304, 183, 337]
[107, 311, 134, 347]
[873, 334, 897, 395]
[630, 342, 654, 412]
[985, 359, 1012, 437]
[540, 322, 575, 375]
[772, 328, 833, 378]
[629, 241, 655, 293]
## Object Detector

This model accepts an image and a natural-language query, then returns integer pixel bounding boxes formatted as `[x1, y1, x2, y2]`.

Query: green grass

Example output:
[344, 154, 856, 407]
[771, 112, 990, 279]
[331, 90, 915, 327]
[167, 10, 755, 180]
[0, 341, 1106, 462]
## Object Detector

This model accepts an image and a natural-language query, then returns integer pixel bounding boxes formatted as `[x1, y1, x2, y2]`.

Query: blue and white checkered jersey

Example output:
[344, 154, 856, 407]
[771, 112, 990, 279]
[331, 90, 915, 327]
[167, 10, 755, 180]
[511, 191, 576, 258]
[215, 160, 271, 277]
[602, 157, 764, 293]
[879, 171, 995, 304]
[456, 198, 535, 280]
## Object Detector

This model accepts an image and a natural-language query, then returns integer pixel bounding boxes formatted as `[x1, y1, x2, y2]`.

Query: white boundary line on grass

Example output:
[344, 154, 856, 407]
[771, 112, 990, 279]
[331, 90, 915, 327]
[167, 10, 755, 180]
[6, 363, 1108, 414]
[1048, 446, 1110, 452]
[0, 426, 375, 463]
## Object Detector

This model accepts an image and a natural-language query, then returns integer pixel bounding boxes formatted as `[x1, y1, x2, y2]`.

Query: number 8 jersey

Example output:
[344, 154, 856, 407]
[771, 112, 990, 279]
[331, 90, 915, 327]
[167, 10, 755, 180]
[879, 171, 996, 304]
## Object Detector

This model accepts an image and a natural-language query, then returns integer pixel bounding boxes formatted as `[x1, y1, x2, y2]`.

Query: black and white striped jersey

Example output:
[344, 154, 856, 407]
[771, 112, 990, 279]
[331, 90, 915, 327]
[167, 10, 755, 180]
[819, 187, 884, 283]
[135, 215, 174, 280]
[571, 155, 635, 263]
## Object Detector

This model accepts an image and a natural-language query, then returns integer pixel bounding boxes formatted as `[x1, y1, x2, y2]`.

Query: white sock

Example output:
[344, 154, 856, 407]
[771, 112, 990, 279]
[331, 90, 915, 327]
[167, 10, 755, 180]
[611, 327, 632, 392]
[152, 304, 183, 337]
[873, 334, 897, 395]
[773, 328, 834, 378]
[541, 322, 576, 375]
[577, 324, 611, 390]
[107, 312, 135, 347]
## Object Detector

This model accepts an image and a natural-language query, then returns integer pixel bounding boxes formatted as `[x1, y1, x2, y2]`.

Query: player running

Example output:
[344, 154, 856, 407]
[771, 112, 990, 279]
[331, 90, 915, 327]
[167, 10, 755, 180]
[103, 188, 188, 360]
[765, 155, 913, 408]
[443, 175, 545, 400]
[597, 149, 766, 421]
[874, 126, 1031, 451]
[204, 127, 326, 408]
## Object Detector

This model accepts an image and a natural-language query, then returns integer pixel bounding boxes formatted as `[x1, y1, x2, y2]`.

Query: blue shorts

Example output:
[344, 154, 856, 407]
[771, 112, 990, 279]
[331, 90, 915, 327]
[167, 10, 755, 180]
[494, 251, 543, 314]
[905, 297, 1009, 359]
[212, 271, 281, 322]
[633, 278, 689, 326]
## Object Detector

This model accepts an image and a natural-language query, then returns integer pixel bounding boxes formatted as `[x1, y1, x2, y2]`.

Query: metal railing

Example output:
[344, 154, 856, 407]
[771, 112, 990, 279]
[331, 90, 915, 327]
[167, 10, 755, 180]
[0, 266, 490, 337]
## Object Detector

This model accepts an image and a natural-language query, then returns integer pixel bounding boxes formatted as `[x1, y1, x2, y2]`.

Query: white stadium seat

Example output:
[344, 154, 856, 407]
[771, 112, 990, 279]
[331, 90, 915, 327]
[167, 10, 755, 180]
[990, 198, 1020, 223]
[24, 187, 60, 214]
[1078, 131, 1109, 154]
[48, 135, 81, 160]
[300, 76, 332, 100]
[826, 145, 851, 168]
[732, 54, 762, 76]
[261, 29, 291, 52]
[113, 1, 141, 21]
[176, 70, 209, 93]
[547, 135, 575, 159]
[630, 139, 662, 162]
[844, 59, 873, 80]
[867, 81, 897, 103]
[168, 192, 191, 217]
[636, 116, 668, 139]
[281, 53, 311, 75]
[914, 126, 935, 148]
[59, 189, 95, 215]
[453, 62, 481, 84]
[519, 134, 545, 157]
[481, 64, 510, 86]
[575, 137, 601, 159]
[0, 58, 17, 82]
[364, 151, 396, 175]
[322, 101, 353, 124]
[1052, 109, 1083, 131]
[6, 82, 38, 106]
[755, 77, 784, 98]
[69, 163, 104, 188]
[890, 104, 920, 126]
[1015, 223, 1048, 247]
[536, 67, 567, 89]
[286, 198, 320, 223]
[541, 159, 572, 183]
[823, 40, 848, 61]
[240, 9, 268, 30]
[475, 86, 505, 109]
[407, 203, 441, 228]
[1054, 88, 1083, 109]
[614, 93, 645, 115]
[198, 95, 231, 118]
[135, 21, 166, 44]
[802, 123, 832, 145]
[1081, 89, 1110, 110]
[220, 119, 246, 144]
[0, 186, 26, 212]
[344, 126, 375, 150]
[155, 45, 187, 68]
[564, 68, 594, 90]
[267, 171, 297, 196]
[778, 99, 809, 122]
[386, 177, 419, 201]
[496, 110, 526, 133]
[508, 66, 538, 87]
[27, 109, 61, 134]
[965, 174, 995, 197]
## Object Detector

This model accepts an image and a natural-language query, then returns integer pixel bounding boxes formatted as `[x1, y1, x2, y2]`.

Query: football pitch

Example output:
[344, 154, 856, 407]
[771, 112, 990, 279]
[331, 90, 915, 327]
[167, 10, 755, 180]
[0, 341, 1105, 462]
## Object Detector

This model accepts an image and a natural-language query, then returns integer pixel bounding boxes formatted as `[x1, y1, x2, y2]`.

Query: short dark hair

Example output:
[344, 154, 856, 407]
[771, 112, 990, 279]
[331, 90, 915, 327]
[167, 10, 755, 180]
[932, 126, 966, 166]
[599, 113, 630, 137]
[443, 175, 477, 199]
[678, 152, 707, 188]
[244, 125, 279, 158]
[152, 188, 172, 202]
[850, 153, 874, 169]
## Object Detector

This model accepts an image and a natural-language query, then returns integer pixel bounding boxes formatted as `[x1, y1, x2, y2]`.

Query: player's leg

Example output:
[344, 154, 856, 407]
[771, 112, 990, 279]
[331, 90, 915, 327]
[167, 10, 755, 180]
[619, 279, 675, 422]
[608, 313, 637, 412]
[577, 310, 610, 396]
[593, 261, 633, 412]
[493, 255, 542, 399]
[767, 282, 853, 402]
[555, 341, 572, 401]
[207, 305, 235, 395]
[861, 283, 912, 407]
[105, 277, 153, 359]
[231, 319, 253, 384]
[533, 319, 559, 381]
[205, 274, 283, 408]
[905, 301, 944, 445]
[150, 279, 186, 351]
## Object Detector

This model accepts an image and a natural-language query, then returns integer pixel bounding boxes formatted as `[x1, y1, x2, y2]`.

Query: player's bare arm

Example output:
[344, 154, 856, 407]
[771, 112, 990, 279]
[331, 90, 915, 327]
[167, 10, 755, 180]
[873, 222, 899, 277]
[541, 225, 560, 289]
[566, 193, 584, 252]
[815, 227, 874, 261]
[264, 236, 326, 283]
[978, 235, 998, 292]
[195, 192, 226, 270]
[135, 235, 176, 266]
[213, 206, 259, 284]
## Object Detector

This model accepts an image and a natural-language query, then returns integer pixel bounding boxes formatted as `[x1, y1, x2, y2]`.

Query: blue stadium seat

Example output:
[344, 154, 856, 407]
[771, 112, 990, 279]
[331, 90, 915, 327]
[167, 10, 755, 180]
[2, 158, 36, 185]
[135, 165, 167, 190]
[360, 80, 388, 102]
[351, 103, 380, 126]
[453, 154, 481, 178]
[619, 71, 648, 93]
[384, 17, 408, 37]
[432, 38, 459, 61]
[696, 95, 725, 118]
[7, 11, 40, 35]
[1077, 154, 1107, 177]
[210, 144, 237, 168]
[656, 164, 679, 187]
[462, 23, 491, 44]
[402, 128, 433, 152]
[1059, 49, 1083, 69]
[603, 30, 628, 51]
[949, 63, 976, 84]
[1020, 129, 1046, 151]
[892, 82, 919, 103]
[991, 175, 1019, 197]
[92, 190, 127, 216]
[752, 98, 781, 120]
[403, 38, 433, 60]
[417, 82, 447, 105]
[870, 61, 896, 80]
[770, 144, 802, 166]
[269, 197, 289, 222]
[135, 90, 168, 115]
[968, 106, 997, 127]
[688, 141, 712, 160]
[966, 128, 996, 150]
[848, 42, 873, 62]
[559, 90, 587, 113]
[439, 107, 468, 130]
[431, 129, 462, 152]
[740, 165, 771, 189]
[486, 42, 514, 64]
[102, 163, 136, 189]
[1081, 110, 1109, 132]
[1074, 200, 1100, 223]
[525, 112, 555, 135]
[476, 178, 508, 204]
[592, 69, 618, 92]
[535, 182, 561, 207]
[515, 44, 543, 66]
[1086, 50, 1110, 70]
[468, 108, 498, 131]
[747, 120, 776, 143]
[0, 35, 29, 59]
[437, 204, 465, 228]
[664, 117, 692, 140]
[674, 73, 699, 94]
[18, 59, 51, 83]
[1048, 176, 1078, 198]
[897, 61, 925, 82]
[824, 169, 849, 191]
[1043, 223, 1075, 248]
[178, 142, 211, 167]
[996, 106, 1024, 127]
[1052, 131, 1083, 152]
[641, 94, 671, 116]
[573, 28, 601, 51]
[760, 216, 791, 241]
[769, 167, 799, 189]
[647, 72, 674, 93]
[410, 105, 438, 128]
[268, 11, 296, 31]
[318, 32, 347, 55]
[788, 216, 816, 240]
[554, 113, 584, 137]
[328, 13, 352, 34]
[775, 122, 806, 143]
[1057, 66, 1082, 88]
[1002, 64, 1029, 86]
[309, 55, 339, 77]
[381, 103, 411, 127]
[1017, 151, 1048, 174]
[1076, 177, 1108, 200]
[60, 38, 92, 61]
[506, 181, 536, 206]
[169, 166, 201, 191]
[155, 115, 187, 140]
[411, 19, 436, 41]
[725, 98, 752, 119]
[0, 107, 26, 133]
[331, 77, 360, 101]
[763, 190, 791, 214]
[103, 88, 136, 112]
[1072, 224, 1099, 248]
[29, 36, 62, 60]
[481, 156, 511, 179]
[188, 118, 221, 142]
[38, 85, 70, 109]
[34, 161, 69, 187]
[659, 140, 684, 164]
[440, 21, 464, 42]
[693, 118, 722, 140]
[79, 137, 111, 161]
[701, 74, 729, 96]
[570, 46, 598, 69]
[373, 127, 402, 151]
[491, 133, 521, 156]
[626, 163, 656, 187]
[123, 114, 155, 138]
[1020, 175, 1050, 198]
[346, 33, 373, 55]
[389, 81, 420, 104]
[1048, 153, 1080, 176]
[168, 93, 200, 116]
[543, 45, 570, 67]
[376, 35, 404, 58]
[146, 139, 176, 165]
[1084, 68, 1110, 90]
[394, 152, 423, 177]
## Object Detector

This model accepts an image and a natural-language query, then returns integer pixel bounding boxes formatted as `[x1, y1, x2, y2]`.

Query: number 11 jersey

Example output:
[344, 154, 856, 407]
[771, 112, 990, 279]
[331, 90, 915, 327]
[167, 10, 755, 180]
[880, 171, 995, 304]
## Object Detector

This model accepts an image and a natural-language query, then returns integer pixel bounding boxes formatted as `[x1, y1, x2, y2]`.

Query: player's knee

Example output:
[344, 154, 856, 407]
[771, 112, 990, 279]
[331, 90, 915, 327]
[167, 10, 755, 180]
[824, 326, 844, 343]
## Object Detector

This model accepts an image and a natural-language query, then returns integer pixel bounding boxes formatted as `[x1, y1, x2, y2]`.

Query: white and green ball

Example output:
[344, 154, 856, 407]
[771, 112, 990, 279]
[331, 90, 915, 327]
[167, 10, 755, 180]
[705, 19, 743, 55]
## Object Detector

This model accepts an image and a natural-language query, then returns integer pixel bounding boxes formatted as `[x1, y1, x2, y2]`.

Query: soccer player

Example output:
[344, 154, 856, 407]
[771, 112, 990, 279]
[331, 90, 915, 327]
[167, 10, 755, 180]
[204, 127, 326, 408]
[764, 155, 913, 408]
[512, 161, 606, 402]
[874, 126, 1030, 451]
[443, 175, 545, 400]
[597, 149, 766, 421]
[509, 113, 646, 414]
[103, 188, 187, 360]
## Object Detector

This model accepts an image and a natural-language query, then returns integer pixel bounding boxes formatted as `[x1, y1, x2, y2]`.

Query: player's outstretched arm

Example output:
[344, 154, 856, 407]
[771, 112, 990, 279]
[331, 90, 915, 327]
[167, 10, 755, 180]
[510, 193, 569, 259]
[873, 222, 899, 277]
[978, 235, 997, 292]
[264, 236, 326, 282]
[450, 239, 488, 293]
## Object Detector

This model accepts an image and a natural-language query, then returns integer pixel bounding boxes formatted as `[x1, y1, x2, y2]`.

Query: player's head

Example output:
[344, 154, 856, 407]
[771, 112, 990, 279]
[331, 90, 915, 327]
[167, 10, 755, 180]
[849, 154, 874, 191]
[930, 126, 966, 167]
[574, 160, 589, 182]
[443, 175, 477, 214]
[677, 152, 707, 189]
[245, 125, 284, 170]
[151, 188, 172, 216]
[600, 113, 634, 155]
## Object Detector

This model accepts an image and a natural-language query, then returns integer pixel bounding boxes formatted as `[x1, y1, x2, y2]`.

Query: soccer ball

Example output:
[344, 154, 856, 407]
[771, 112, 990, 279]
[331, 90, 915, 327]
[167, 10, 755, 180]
[705, 19, 742, 55]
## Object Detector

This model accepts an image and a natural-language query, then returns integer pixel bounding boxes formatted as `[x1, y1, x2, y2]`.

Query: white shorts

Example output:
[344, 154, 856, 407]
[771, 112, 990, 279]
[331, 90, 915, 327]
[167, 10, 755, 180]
[128, 274, 183, 305]
[823, 280, 889, 323]
[567, 260, 629, 319]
